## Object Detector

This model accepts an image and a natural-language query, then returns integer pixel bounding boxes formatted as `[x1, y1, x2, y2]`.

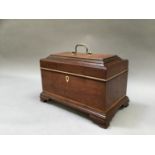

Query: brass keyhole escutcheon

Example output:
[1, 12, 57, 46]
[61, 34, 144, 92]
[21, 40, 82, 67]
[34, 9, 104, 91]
[65, 75, 69, 83]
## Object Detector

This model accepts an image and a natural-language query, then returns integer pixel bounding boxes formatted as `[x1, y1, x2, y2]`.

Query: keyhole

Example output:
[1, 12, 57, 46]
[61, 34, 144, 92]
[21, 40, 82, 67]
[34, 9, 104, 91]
[65, 75, 69, 83]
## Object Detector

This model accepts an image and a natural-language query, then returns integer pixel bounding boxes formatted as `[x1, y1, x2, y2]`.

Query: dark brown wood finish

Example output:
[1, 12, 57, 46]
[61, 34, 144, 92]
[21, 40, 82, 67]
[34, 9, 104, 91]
[40, 51, 129, 128]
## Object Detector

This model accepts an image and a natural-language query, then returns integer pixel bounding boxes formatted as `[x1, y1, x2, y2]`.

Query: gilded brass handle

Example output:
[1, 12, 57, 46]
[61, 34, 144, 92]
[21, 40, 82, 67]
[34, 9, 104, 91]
[72, 44, 92, 55]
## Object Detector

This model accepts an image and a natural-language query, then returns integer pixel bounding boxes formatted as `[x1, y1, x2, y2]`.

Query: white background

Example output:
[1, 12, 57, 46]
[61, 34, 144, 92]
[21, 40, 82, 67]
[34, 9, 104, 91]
[0, 19, 155, 134]
[0, 0, 155, 155]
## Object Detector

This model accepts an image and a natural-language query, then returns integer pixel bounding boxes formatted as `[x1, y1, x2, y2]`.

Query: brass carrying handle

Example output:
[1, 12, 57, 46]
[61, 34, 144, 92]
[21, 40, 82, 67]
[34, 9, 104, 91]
[72, 44, 92, 54]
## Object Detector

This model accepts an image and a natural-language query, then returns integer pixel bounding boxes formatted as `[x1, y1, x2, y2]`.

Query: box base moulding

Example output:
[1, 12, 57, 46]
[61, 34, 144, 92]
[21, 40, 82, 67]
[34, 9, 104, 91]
[40, 91, 129, 129]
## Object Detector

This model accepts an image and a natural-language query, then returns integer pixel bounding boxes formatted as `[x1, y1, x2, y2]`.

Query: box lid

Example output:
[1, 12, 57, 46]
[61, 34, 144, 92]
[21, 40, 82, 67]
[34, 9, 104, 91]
[51, 51, 114, 61]
[40, 44, 128, 81]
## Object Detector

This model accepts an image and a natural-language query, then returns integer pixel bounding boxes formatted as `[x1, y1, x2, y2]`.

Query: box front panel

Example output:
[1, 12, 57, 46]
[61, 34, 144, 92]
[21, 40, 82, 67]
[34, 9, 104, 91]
[41, 70, 67, 97]
[64, 74, 106, 110]
[41, 69, 106, 110]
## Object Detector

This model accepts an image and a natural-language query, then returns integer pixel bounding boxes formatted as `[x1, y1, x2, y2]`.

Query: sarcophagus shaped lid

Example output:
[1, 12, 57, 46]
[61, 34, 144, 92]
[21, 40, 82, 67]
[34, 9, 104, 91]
[40, 44, 128, 81]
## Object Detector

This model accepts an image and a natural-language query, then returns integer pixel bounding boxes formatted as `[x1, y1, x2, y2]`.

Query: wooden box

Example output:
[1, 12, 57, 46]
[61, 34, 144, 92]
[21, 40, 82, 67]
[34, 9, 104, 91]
[40, 44, 129, 128]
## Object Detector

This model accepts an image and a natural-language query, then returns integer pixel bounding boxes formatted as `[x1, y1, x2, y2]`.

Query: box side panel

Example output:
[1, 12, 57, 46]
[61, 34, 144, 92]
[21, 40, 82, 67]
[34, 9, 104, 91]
[106, 59, 128, 78]
[105, 71, 128, 109]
